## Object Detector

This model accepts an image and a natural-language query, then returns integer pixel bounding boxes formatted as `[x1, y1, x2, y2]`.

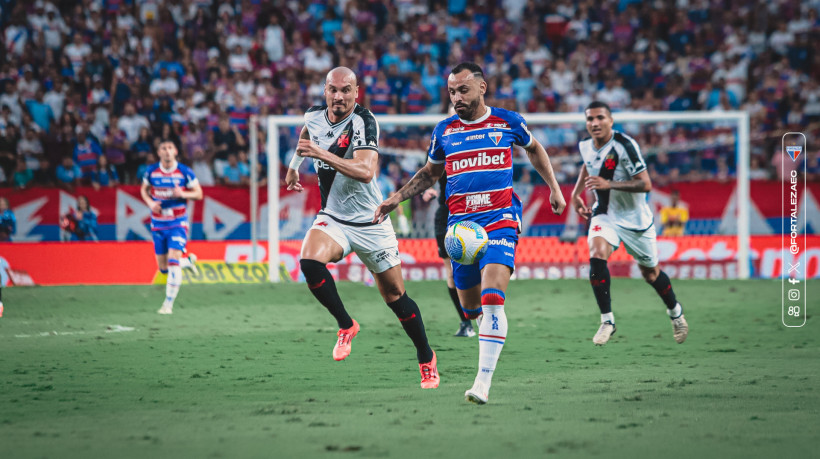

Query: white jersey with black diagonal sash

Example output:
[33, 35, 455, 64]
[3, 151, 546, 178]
[578, 130, 653, 231]
[303, 104, 383, 224]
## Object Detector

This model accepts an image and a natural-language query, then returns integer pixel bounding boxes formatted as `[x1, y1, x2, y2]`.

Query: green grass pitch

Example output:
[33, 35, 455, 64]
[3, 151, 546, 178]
[1, 279, 818, 459]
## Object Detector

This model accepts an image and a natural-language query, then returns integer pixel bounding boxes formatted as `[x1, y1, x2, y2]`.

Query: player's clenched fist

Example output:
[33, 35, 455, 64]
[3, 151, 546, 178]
[549, 191, 567, 215]
[296, 139, 321, 158]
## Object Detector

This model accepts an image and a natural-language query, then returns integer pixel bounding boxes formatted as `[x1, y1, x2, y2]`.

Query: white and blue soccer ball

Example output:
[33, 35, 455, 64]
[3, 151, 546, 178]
[444, 221, 489, 265]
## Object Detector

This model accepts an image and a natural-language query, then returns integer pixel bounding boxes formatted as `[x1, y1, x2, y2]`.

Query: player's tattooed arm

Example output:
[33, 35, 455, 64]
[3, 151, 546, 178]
[524, 139, 566, 215]
[585, 170, 651, 193]
[373, 162, 444, 223]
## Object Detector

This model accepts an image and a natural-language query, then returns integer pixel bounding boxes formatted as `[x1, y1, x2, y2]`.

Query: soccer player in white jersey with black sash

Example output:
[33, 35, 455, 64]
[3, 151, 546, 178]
[286, 67, 439, 389]
[571, 101, 689, 345]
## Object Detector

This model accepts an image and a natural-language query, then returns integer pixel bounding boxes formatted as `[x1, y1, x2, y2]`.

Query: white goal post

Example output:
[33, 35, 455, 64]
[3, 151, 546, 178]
[265, 111, 751, 282]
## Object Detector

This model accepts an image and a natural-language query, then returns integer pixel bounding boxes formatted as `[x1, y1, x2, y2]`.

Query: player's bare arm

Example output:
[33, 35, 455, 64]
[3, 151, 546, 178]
[296, 140, 379, 183]
[523, 139, 566, 215]
[140, 181, 161, 213]
[373, 161, 445, 223]
[585, 170, 651, 193]
[286, 127, 310, 192]
[571, 164, 592, 219]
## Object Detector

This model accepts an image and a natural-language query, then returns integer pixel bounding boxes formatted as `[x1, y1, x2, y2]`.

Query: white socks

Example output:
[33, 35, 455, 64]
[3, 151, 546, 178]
[165, 264, 181, 305]
[476, 304, 507, 388]
[667, 303, 682, 319]
[601, 312, 615, 323]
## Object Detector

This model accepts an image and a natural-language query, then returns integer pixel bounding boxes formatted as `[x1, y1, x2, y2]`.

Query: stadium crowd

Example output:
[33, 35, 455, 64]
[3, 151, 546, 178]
[0, 0, 818, 195]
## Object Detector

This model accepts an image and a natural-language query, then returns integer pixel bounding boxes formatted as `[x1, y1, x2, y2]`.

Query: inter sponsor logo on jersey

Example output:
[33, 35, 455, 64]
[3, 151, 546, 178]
[465, 134, 485, 141]
[489, 131, 502, 145]
[450, 151, 507, 172]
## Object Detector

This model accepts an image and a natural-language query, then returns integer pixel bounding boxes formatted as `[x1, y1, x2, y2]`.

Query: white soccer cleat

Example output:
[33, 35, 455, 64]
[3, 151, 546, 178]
[157, 302, 173, 315]
[185, 253, 199, 276]
[465, 380, 489, 405]
[671, 314, 688, 344]
[593, 321, 616, 345]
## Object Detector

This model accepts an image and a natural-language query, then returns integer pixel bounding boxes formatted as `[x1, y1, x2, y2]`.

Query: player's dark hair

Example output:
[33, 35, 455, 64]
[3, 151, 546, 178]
[156, 138, 177, 149]
[585, 101, 612, 115]
[451, 62, 485, 80]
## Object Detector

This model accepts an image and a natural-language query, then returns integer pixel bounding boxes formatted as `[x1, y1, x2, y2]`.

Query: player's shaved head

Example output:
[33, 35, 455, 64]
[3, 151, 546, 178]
[326, 67, 357, 87]
[324, 67, 359, 120]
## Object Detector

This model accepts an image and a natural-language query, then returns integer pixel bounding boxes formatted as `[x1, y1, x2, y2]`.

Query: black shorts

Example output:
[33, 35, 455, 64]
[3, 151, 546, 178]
[435, 232, 449, 259]
[434, 204, 449, 259]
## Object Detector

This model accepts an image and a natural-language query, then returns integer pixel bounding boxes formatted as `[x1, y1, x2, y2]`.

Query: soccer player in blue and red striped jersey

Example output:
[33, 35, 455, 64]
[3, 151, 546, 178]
[375, 62, 566, 404]
[140, 140, 203, 315]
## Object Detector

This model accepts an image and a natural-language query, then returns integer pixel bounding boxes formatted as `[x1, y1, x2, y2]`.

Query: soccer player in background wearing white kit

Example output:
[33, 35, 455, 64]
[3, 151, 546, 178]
[570, 101, 689, 345]
[286, 67, 439, 389]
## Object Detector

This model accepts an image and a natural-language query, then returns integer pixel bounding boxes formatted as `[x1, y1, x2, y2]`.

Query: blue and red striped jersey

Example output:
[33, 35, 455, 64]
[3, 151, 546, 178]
[142, 162, 198, 231]
[427, 106, 534, 232]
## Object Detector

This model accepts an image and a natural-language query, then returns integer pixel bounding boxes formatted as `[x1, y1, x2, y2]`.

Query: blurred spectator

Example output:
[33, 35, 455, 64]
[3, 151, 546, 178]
[60, 195, 98, 242]
[117, 103, 150, 144]
[212, 117, 244, 173]
[12, 158, 33, 189]
[91, 155, 120, 189]
[73, 130, 102, 181]
[56, 155, 81, 191]
[190, 145, 216, 186]
[136, 153, 157, 182]
[221, 152, 250, 186]
[0, 197, 15, 241]
[660, 190, 689, 236]
[17, 129, 44, 171]
[32, 158, 54, 186]
[26, 90, 55, 133]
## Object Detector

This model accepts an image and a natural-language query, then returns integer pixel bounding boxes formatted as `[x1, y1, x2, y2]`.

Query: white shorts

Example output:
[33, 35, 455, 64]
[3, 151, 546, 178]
[309, 213, 401, 274]
[587, 214, 658, 267]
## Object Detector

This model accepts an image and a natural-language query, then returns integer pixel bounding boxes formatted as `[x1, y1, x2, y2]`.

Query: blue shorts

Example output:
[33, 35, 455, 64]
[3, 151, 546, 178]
[152, 227, 188, 255]
[452, 227, 518, 290]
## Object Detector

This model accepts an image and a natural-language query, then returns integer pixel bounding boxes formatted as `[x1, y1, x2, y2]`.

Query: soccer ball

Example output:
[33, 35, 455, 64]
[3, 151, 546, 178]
[445, 221, 489, 265]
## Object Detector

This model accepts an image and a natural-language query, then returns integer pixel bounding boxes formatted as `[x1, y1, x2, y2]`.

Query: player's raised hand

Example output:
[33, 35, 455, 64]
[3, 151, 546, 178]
[285, 168, 303, 192]
[572, 195, 591, 220]
[296, 139, 321, 158]
[550, 190, 567, 215]
[373, 199, 399, 223]
[172, 185, 185, 198]
[584, 176, 610, 190]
